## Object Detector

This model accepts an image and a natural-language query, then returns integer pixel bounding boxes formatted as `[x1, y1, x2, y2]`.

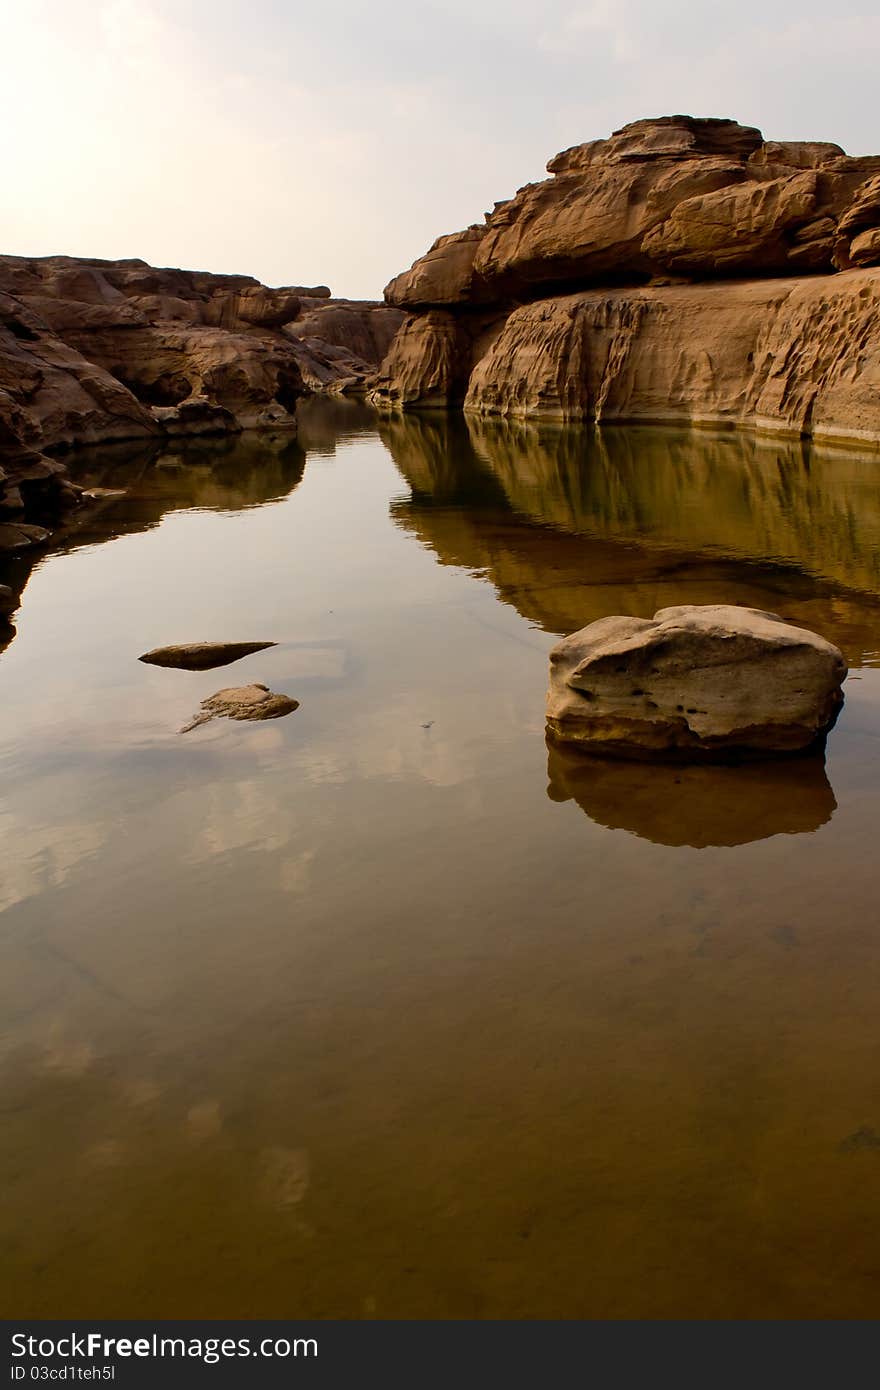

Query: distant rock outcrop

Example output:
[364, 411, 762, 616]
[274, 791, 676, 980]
[373, 116, 880, 447]
[0, 255, 403, 546]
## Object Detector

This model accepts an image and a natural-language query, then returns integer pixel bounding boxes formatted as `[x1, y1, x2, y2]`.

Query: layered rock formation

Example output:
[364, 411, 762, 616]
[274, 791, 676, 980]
[0, 254, 403, 546]
[382, 412, 880, 668]
[373, 116, 880, 446]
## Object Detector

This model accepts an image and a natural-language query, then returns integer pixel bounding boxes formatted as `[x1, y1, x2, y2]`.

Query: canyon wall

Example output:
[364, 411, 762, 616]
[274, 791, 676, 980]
[0, 254, 403, 547]
[371, 116, 880, 447]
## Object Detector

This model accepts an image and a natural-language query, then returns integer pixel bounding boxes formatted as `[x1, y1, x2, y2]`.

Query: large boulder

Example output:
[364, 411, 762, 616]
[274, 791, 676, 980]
[546, 605, 847, 758]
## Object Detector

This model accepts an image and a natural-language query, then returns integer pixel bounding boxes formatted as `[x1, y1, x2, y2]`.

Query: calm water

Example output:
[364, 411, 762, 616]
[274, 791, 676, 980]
[1, 401, 879, 1319]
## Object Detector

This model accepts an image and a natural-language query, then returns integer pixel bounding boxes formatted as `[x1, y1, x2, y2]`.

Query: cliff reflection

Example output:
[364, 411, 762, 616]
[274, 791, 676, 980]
[546, 740, 837, 848]
[383, 413, 880, 667]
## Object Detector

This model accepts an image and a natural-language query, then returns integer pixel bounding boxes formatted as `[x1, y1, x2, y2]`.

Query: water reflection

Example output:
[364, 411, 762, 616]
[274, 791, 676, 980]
[0, 432, 308, 659]
[383, 413, 880, 666]
[546, 739, 837, 847]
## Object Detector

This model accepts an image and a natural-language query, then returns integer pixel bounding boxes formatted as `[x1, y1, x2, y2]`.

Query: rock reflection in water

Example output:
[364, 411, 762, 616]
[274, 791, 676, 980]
[383, 412, 880, 667]
[0, 432, 307, 660]
[546, 738, 837, 847]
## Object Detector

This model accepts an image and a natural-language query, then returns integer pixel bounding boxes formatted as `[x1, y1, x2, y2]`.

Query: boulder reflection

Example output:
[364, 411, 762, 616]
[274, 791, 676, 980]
[546, 739, 837, 847]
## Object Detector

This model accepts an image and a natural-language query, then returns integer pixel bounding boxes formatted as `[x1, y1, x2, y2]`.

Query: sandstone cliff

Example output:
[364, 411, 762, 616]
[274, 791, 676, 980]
[372, 116, 880, 447]
[0, 254, 403, 546]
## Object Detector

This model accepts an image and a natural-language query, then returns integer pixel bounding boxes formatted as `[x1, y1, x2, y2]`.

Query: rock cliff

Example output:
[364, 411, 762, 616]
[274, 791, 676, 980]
[0, 254, 403, 546]
[372, 116, 880, 446]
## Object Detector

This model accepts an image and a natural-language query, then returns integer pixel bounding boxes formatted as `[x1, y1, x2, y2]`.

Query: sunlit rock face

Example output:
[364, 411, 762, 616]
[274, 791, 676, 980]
[546, 605, 848, 759]
[373, 116, 880, 445]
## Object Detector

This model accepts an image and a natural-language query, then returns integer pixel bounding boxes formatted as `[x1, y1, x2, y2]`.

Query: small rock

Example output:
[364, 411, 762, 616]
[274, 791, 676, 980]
[546, 604, 847, 759]
[0, 522, 51, 552]
[140, 641, 276, 670]
[82, 487, 128, 500]
[180, 683, 299, 733]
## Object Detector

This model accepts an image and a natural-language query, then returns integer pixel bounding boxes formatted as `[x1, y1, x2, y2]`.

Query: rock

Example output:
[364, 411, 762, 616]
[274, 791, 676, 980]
[546, 741, 837, 846]
[455, 268, 878, 442]
[372, 310, 487, 408]
[0, 583, 15, 612]
[285, 299, 405, 394]
[385, 228, 489, 308]
[383, 116, 876, 309]
[139, 641, 276, 670]
[378, 269, 880, 446]
[180, 683, 299, 733]
[0, 521, 51, 551]
[0, 254, 405, 534]
[546, 604, 847, 758]
[375, 115, 880, 443]
[150, 399, 240, 437]
[641, 172, 824, 277]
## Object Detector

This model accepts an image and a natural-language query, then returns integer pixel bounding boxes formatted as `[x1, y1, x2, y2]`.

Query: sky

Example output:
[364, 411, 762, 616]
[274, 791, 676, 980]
[2, 0, 879, 300]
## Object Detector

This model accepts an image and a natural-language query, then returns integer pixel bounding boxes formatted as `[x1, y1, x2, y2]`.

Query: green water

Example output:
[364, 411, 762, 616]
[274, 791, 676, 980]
[1, 401, 879, 1318]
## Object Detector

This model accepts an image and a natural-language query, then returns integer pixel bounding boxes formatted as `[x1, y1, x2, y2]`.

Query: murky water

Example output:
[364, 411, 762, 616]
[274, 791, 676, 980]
[1, 401, 879, 1318]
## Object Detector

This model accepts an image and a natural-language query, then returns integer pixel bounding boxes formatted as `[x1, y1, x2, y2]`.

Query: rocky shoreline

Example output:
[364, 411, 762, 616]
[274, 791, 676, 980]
[370, 116, 880, 446]
[0, 254, 403, 547]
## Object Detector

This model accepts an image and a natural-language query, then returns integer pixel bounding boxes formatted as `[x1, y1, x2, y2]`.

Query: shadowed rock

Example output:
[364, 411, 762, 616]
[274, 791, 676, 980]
[546, 739, 837, 847]
[140, 640, 276, 671]
[179, 684, 299, 733]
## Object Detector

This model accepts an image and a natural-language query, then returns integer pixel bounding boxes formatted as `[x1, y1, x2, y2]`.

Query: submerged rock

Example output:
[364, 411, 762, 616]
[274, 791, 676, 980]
[546, 604, 847, 758]
[140, 640, 276, 670]
[180, 683, 299, 733]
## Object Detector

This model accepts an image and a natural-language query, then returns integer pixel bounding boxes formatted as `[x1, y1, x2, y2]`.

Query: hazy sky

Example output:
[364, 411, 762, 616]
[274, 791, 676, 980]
[3, 0, 879, 299]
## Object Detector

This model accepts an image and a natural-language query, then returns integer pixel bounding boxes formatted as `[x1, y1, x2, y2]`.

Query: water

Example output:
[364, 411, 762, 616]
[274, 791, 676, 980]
[1, 400, 879, 1318]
